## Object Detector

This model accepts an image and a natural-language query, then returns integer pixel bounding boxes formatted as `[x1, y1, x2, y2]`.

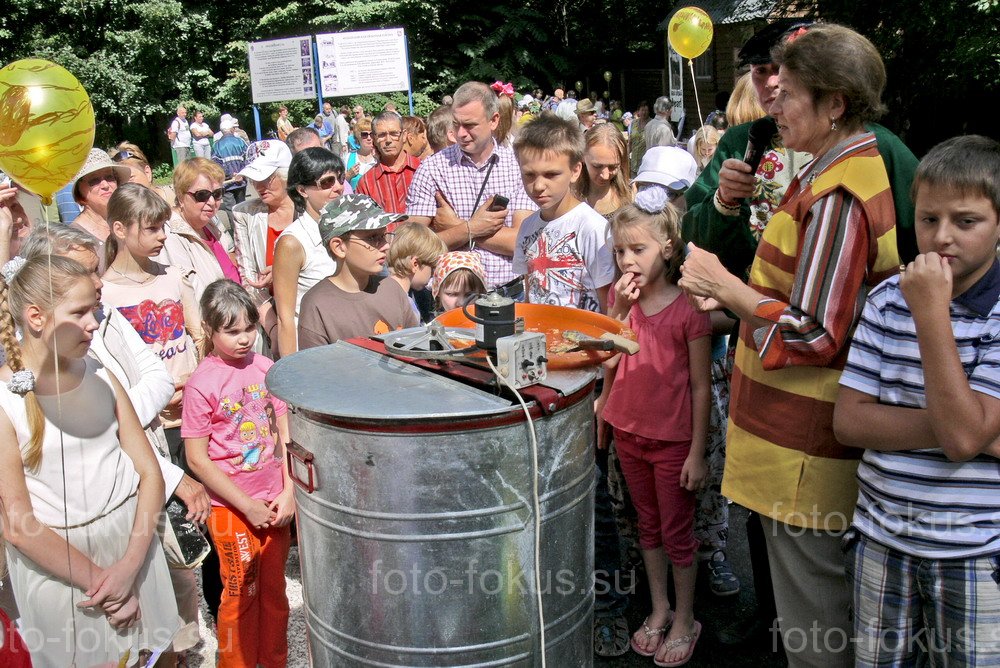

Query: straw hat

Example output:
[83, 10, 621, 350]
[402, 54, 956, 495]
[70, 148, 132, 200]
[576, 98, 597, 116]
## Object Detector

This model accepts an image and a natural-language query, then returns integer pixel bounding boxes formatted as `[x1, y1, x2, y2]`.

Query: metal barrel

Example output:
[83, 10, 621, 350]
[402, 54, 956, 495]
[269, 342, 596, 667]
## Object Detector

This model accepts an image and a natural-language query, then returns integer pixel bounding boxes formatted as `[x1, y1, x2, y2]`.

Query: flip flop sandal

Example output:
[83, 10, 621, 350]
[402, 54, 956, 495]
[630, 612, 675, 657]
[593, 613, 630, 657]
[654, 620, 702, 668]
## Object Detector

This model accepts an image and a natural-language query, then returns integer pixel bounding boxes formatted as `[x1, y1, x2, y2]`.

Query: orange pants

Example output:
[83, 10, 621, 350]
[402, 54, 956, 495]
[207, 505, 291, 668]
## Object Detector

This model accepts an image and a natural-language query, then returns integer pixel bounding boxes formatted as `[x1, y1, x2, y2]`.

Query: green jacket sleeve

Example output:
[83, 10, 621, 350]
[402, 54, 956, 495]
[682, 122, 760, 278]
[867, 123, 919, 263]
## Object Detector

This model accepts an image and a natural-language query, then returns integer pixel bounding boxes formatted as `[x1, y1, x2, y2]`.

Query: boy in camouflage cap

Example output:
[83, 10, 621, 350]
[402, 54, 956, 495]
[316, 193, 406, 244]
[298, 194, 418, 348]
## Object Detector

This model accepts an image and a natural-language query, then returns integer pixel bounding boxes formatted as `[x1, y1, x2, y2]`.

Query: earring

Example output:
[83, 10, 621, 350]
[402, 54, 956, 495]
[830, 118, 838, 132]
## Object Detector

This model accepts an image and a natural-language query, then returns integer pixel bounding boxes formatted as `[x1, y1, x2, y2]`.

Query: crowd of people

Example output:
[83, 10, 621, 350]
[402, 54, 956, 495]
[0, 17, 997, 668]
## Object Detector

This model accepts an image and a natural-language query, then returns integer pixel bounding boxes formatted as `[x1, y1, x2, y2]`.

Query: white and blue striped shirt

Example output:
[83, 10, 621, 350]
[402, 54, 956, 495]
[840, 262, 1000, 559]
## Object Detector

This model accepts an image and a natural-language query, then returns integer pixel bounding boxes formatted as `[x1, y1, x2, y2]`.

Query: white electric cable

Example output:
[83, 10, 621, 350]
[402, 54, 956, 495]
[486, 355, 546, 667]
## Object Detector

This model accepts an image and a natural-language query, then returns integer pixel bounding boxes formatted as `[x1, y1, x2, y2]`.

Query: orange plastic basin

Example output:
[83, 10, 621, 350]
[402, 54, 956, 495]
[435, 303, 632, 370]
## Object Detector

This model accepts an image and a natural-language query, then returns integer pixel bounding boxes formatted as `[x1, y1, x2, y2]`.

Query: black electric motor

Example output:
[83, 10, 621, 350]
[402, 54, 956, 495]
[463, 292, 516, 352]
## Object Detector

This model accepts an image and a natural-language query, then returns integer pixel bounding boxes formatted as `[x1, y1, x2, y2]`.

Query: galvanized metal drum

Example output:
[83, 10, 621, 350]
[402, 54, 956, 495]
[267, 340, 596, 667]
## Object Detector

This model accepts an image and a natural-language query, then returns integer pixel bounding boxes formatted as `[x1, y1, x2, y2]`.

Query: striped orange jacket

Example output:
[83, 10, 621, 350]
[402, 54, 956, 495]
[722, 133, 900, 530]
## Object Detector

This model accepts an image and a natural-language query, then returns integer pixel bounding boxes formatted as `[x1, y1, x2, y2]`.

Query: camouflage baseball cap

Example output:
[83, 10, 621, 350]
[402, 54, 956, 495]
[317, 194, 407, 244]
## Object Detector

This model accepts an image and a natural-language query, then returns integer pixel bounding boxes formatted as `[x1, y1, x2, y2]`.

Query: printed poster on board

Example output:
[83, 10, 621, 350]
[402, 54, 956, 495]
[248, 36, 316, 104]
[315, 28, 410, 98]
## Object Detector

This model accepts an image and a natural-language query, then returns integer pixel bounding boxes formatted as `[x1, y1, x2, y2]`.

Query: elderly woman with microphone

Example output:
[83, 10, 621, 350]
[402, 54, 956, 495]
[677, 24, 917, 666]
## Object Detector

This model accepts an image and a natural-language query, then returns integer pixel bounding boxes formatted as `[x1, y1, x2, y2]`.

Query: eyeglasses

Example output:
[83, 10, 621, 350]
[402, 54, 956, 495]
[349, 231, 393, 249]
[359, 131, 373, 139]
[666, 188, 688, 201]
[186, 188, 223, 203]
[375, 130, 402, 141]
[111, 150, 140, 163]
[312, 174, 343, 190]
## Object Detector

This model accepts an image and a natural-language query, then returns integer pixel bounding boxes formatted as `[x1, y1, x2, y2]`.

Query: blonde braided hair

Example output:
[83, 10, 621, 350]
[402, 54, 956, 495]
[0, 256, 93, 471]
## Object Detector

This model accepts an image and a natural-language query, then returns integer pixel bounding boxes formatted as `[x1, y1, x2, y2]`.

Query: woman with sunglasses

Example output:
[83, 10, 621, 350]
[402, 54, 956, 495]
[344, 118, 377, 191]
[271, 147, 345, 357]
[159, 158, 241, 303]
[67, 149, 132, 271]
[108, 141, 176, 205]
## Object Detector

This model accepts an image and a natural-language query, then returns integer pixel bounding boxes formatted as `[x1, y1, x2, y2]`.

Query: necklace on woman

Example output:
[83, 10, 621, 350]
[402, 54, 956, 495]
[76, 209, 110, 239]
[108, 264, 155, 285]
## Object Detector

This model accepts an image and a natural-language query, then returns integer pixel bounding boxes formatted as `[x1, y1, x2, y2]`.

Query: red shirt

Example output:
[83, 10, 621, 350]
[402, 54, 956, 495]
[0, 609, 31, 667]
[356, 154, 421, 218]
[604, 294, 711, 441]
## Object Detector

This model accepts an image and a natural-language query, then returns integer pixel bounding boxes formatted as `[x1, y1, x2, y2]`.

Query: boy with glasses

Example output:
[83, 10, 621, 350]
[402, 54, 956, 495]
[297, 195, 417, 348]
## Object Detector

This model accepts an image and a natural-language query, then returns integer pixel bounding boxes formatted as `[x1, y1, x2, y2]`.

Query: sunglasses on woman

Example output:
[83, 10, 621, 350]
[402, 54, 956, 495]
[187, 188, 224, 203]
[111, 150, 140, 163]
[359, 131, 373, 139]
[313, 174, 344, 190]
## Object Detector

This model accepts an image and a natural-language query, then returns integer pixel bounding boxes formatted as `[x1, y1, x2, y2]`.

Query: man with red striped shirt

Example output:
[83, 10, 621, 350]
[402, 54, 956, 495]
[357, 111, 421, 218]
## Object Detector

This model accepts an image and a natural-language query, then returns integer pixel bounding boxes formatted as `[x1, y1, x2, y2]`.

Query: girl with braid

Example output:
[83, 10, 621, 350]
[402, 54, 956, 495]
[0, 255, 181, 667]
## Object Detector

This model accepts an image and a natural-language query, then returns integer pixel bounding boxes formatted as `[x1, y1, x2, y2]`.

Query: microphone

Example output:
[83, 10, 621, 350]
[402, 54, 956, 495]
[743, 117, 779, 173]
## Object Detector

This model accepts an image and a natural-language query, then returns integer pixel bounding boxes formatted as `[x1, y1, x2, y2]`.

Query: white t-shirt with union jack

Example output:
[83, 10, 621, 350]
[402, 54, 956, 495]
[513, 201, 614, 312]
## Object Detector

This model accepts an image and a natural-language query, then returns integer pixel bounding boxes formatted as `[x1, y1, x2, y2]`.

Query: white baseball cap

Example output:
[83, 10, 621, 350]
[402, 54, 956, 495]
[633, 146, 699, 190]
[238, 140, 292, 182]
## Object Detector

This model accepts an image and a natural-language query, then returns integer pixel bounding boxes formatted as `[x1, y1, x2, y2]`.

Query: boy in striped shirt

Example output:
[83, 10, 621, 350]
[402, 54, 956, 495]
[834, 135, 1000, 667]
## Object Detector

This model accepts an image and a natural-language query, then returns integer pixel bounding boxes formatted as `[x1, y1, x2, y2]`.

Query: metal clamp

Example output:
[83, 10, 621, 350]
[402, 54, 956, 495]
[286, 440, 316, 493]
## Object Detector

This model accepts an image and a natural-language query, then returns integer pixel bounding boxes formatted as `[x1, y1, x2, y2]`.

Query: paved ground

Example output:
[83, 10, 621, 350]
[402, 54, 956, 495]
[596, 504, 785, 667]
[186, 504, 786, 666]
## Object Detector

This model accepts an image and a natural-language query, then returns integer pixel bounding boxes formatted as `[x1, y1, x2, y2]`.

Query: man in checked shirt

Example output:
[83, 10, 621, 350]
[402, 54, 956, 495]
[406, 81, 536, 292]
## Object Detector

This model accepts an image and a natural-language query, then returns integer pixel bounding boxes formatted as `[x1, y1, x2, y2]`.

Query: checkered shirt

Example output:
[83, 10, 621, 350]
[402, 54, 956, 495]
[406, 141, 536, 288]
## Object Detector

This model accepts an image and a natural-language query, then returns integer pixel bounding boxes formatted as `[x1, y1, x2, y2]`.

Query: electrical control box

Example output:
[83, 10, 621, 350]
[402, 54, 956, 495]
[495, 332, 548, 389]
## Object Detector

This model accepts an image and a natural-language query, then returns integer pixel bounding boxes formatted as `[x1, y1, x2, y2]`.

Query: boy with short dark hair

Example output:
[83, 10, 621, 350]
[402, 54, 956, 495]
[514, 114, 624, 658]
[297, 195, 418, 349]
[512, 114, 614, 312]
[834, 135, 1000, 667]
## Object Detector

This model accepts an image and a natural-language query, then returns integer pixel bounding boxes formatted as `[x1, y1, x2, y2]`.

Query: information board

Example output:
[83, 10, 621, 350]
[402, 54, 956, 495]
[248, 36, 316, 104]
[315, 28, 410, 98]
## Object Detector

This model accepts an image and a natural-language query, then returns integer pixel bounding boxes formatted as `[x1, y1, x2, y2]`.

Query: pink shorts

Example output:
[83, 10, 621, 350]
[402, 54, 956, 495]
[614, 428, 698, 566]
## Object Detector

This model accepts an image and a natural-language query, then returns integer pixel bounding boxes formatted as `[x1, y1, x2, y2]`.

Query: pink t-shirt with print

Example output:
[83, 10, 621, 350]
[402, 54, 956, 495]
[181, 352, 287, 506]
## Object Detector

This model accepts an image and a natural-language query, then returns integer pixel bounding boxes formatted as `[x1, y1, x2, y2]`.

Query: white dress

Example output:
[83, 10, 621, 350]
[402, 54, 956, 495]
[276, 211, 338, 318]
[0, 358, 181, 668]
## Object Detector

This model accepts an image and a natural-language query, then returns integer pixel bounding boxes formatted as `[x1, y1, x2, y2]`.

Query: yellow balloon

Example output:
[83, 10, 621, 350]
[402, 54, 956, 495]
[668, 7, 714, 60]
[0, 59, 95, 204]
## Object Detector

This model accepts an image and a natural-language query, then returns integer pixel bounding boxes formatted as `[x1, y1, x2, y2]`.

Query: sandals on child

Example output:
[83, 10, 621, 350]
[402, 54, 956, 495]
[654, 620, 702, 668]
[630, 612, 675, 657]
[593, 613, 630, 657]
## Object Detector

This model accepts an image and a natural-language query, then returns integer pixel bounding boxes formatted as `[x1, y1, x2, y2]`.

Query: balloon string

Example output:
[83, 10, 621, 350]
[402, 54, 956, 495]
[42, 202, 79, 666]
[687, 59, 705, 137]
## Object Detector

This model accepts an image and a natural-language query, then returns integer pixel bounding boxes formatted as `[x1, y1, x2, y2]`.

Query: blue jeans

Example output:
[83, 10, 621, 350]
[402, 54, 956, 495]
[594, 450, 628, 616]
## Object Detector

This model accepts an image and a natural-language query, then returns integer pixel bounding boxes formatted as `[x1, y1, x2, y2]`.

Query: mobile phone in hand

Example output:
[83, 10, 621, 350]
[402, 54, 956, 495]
[488, 194, 509, 212]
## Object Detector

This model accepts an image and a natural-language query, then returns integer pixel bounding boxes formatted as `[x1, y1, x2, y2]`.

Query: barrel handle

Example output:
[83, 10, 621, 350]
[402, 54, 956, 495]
[286, 440, 316, 493]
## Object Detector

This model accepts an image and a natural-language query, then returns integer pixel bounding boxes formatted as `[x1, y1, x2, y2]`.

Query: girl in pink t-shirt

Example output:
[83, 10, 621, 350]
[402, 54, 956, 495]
[182, 279, 294, 667]
[596, 190, 711, 667]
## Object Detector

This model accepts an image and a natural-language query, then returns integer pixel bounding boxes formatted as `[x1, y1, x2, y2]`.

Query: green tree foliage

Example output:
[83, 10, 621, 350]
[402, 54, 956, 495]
[2, 0, 992, 162]
[802, 0, 1000, 154]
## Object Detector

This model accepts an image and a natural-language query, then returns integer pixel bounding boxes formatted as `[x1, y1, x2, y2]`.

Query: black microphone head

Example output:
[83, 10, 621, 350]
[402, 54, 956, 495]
[744, 116, 779, 172]
[747, 116, 778, 147]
